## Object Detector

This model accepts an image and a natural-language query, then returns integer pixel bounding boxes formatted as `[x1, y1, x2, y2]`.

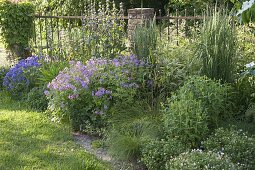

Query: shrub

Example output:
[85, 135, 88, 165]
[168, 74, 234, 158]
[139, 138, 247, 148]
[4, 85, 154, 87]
[196, 10, 237, 83]
[46, 55, 145, 132]
[166, 150, 239, 170]
[26, 86, 48, 112]
[176, 76, 232, 128]
[0, 1, 35, 60]
[203, 128, 255, 169]
[163, 76, 231, 146]
[163, 92, 208, 147]
[0, 66, 9, 91]
[3, 56, 41, 98]
[141, 138, 186, 170]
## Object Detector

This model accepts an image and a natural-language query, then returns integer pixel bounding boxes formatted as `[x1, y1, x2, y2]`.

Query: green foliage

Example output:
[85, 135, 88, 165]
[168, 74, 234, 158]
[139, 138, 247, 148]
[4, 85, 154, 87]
[196, 10, 237, 83]
[26, 86, 48, 112]
[168, 0, 234, 15]
[203, 127, 255, 169]
[0, 1, 35, 59]
[141, 138, 186, 170]
[133, 20, 157, 63]
[37, 61, 68, 86]
[143, 37, 198, 107]
[32, 0, 168, 15]
[166, 150, 238, 170]
[245, 103, 255, 122]
[236, 0, 255, 23]
[107, 101, 163, 162]
[33, 0, 126, 60]
[163, 76, 231, 147]
[163, 92, 208, 147]
[177, 76, 232, 127]
[0, 66, 9, 91]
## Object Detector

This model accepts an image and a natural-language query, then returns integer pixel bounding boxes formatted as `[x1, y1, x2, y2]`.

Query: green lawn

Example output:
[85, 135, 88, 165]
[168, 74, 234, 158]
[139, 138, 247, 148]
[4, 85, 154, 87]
[0, 91, 111, 170]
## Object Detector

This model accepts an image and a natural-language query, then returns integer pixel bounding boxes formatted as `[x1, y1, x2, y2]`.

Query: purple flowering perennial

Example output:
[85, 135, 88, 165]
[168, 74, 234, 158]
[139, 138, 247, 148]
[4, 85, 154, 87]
[3, 56, 40, 91]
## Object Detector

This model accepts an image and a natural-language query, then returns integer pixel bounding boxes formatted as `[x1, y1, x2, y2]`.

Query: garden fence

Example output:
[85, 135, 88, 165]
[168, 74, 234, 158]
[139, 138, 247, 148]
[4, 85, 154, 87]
[32, 8, 255, 59]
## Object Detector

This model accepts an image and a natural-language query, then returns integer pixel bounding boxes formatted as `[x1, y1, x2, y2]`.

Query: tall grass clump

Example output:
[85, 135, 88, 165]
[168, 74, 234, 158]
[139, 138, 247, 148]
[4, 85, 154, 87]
[196, 9, 237, 83]
[133, 20, 157, 64]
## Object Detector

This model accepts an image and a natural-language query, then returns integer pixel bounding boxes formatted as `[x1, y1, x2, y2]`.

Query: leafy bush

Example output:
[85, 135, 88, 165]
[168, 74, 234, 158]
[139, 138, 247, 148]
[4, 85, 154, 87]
[0, 66, 9, 91]
[3, 56, 41, 98]
[0, 1, 35, 60]
[26, 86, 48, 112]
[203, 128, 255, 169]
[177, 76, 231, 127]
[141, 138, 186, 170]
[142, 37, 197, 107]
[163, 92, 208, 147]
[196, 10, 237, 83]
[163, 76, 231, 146]
[166, 150, 239, 170]
[46, 55, 145, 132]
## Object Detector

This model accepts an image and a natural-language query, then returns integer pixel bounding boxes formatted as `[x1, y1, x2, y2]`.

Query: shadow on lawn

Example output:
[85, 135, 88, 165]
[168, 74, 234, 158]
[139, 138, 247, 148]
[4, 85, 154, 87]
[0, 116, 77, 169]
[0, 92, 106, 169]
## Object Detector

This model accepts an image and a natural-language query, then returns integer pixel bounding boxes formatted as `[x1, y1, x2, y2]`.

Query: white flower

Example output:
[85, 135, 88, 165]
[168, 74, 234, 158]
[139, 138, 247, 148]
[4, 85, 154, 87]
[245, 61, 255, 68]
[237, 0, 255, 15]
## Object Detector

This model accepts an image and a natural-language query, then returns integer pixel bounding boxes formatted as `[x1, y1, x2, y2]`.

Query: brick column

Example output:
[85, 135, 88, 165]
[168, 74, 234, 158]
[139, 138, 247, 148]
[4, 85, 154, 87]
[128, 8, 154, 43]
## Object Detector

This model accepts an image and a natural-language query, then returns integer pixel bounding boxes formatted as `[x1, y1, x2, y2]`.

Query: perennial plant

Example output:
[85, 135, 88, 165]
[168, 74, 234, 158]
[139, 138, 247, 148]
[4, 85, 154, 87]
[46, 55, 145, 132]
[3, 56, 40, 98]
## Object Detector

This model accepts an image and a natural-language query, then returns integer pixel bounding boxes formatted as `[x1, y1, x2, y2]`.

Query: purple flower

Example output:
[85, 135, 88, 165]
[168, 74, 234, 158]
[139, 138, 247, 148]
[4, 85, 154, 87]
[93, 87, 112, 97]
[44, 90, 50, 96]
[68, 94, 79, 100]
[3, 56, 41, 91]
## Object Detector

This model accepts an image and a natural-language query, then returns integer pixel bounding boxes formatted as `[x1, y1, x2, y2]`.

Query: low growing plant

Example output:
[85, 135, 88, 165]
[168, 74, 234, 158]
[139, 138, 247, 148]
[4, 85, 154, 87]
[203, 127, 255, 169]
[37, 61, 68, 86]
[0, 66, 9, 91]
[26, 86, 48, 112]
[141, 138, 186, 170]
[166, 150, 239, 170]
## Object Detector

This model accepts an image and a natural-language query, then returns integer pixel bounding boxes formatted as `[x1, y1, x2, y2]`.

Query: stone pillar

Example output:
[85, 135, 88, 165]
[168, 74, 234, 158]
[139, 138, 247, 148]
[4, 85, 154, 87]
[128, 8, 154, 43]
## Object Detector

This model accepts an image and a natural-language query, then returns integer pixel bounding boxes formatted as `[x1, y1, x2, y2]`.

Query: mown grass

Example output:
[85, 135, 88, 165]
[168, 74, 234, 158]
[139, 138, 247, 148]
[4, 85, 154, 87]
[0, 91, 111, 170]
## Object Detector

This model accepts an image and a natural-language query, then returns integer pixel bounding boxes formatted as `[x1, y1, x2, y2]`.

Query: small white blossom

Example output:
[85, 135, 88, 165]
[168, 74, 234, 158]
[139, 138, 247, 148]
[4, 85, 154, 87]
[245, 61, 255, 68]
